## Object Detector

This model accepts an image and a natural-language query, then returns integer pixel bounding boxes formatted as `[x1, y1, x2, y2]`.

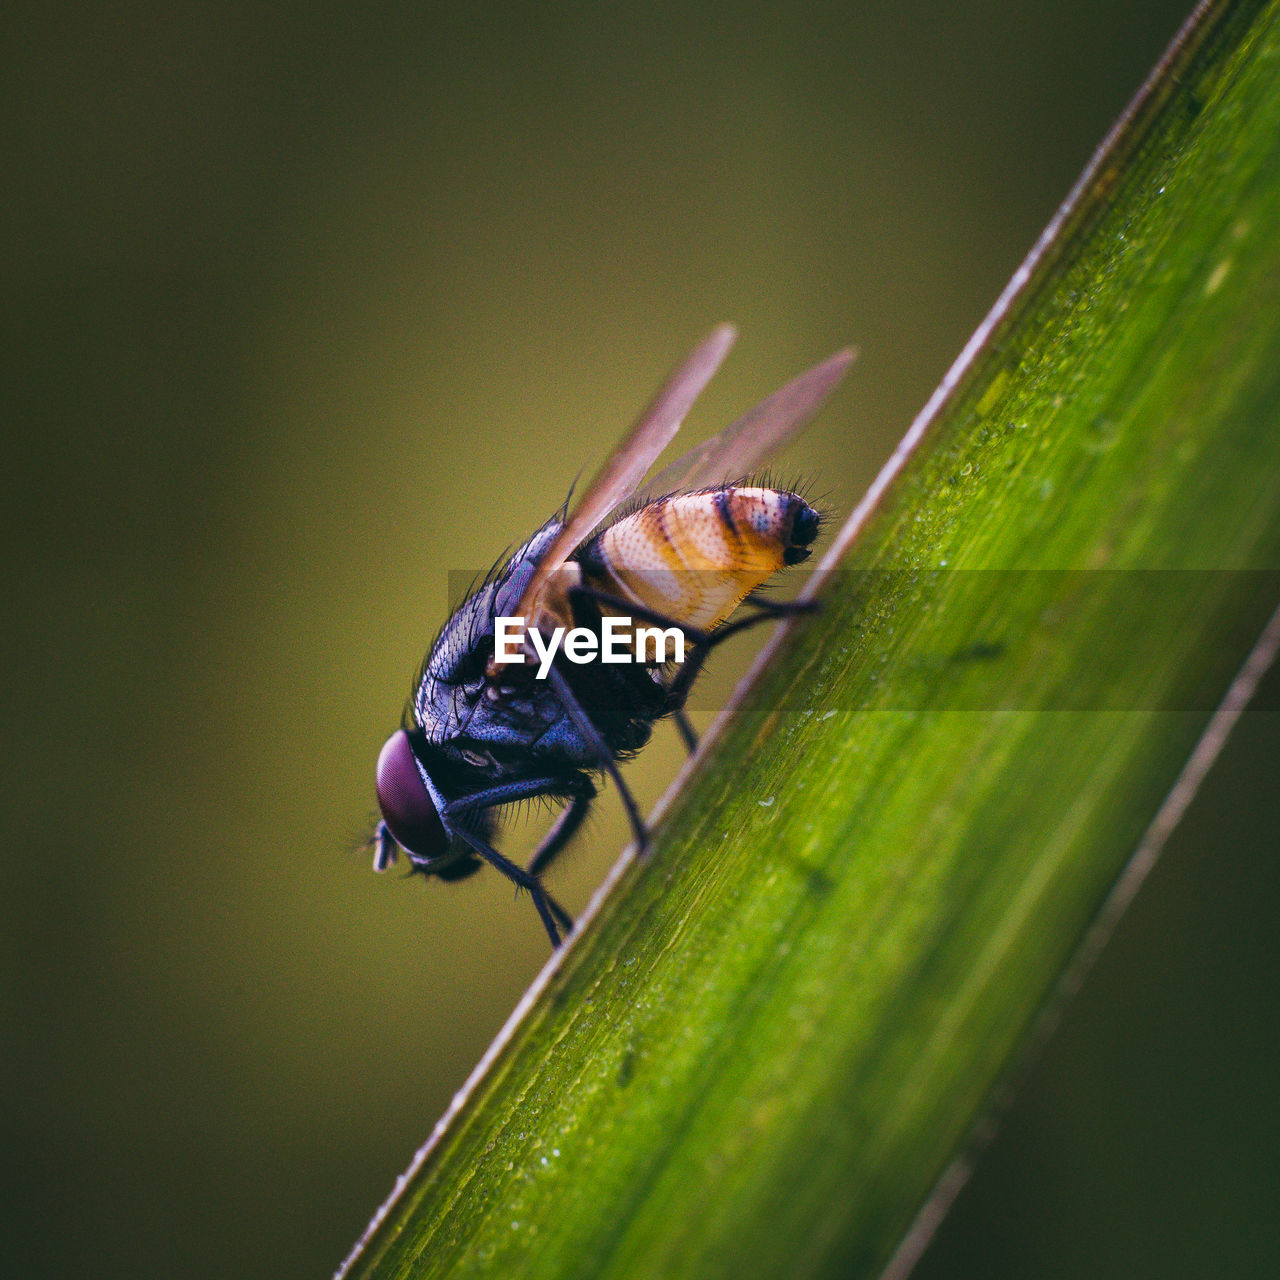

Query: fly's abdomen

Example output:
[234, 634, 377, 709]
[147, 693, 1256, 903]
[580, 486, 819, 635]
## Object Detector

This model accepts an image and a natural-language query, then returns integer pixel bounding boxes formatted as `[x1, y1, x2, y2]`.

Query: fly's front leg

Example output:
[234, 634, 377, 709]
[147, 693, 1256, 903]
[443, 775, 597, 877]
[444, 773, 595, 945]
[372, 820, 399, 871]
[452, 826, 572, 948]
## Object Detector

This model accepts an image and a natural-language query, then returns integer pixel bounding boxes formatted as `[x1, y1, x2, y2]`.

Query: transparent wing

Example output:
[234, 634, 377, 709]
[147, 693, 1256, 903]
[639, 345, 856, 498]
[514, 322, 738, 623]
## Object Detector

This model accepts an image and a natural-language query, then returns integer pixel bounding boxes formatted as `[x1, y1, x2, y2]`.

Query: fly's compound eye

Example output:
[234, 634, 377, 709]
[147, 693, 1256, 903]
[375, 730, 448, 861]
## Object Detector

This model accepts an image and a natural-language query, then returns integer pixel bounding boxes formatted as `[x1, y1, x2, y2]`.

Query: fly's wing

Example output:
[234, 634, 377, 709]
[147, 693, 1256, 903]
[639, 345, 856, 498]
[513, 322, 738, 630]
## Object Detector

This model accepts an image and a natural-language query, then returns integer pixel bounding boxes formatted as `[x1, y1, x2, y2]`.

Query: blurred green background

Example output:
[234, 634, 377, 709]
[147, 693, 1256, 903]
[5, 2, 1277, 1277]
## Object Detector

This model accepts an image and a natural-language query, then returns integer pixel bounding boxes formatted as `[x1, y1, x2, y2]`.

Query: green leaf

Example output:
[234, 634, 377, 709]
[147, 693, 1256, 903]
[340, 2, 1280, 1276]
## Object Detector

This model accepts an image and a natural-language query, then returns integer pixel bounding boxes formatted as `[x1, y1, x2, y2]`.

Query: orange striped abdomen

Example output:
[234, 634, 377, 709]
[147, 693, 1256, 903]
[578, 486, 819, 636]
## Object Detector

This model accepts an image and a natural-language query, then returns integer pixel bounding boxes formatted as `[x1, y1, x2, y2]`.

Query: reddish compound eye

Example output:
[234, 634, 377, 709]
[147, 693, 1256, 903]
[375, 730, 448, 859]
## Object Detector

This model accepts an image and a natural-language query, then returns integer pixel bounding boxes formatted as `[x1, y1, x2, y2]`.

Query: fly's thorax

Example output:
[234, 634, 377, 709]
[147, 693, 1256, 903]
[581, 486, 819, 634]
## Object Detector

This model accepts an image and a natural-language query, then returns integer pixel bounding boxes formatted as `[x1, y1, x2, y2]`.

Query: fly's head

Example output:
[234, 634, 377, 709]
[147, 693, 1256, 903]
[373, 727, 450, 872]
[373, 725, 545, 879]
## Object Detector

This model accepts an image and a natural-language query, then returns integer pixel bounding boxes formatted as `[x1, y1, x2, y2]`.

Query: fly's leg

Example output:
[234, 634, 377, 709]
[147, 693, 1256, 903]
[372, 820, 399, 871]
[663, 597, 817, 710]
[442, 773, 598, 865]
[570, 583, 817, 729]
[445, 775, 596, 941]
[671, 709, 699, 754]
[569, 585, 710, 757]
[543, 892, 574, 937]
[528, 784, 596, 878]
[544, 664, 649, 854]
[452, 826, 572, 948]
[569, 586, 712, 649]
[443, 775, 583, 815]
[519, 794, 591, 939]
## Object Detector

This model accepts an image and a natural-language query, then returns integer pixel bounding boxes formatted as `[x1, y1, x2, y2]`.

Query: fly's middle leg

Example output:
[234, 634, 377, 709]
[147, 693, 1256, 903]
[544, 664, 650, 855]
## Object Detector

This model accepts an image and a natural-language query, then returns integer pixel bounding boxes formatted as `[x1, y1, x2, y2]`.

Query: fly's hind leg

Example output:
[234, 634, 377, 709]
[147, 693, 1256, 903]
[668, 596, 820, 712]
[571, 583, 818, 740]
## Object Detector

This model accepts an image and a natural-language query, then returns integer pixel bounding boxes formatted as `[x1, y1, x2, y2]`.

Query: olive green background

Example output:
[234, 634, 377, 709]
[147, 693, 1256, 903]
[4, 2, 1277, 1278]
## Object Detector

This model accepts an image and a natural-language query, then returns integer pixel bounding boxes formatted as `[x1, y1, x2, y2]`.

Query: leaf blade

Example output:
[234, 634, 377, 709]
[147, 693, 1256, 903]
[340, 2, 1280, 1276]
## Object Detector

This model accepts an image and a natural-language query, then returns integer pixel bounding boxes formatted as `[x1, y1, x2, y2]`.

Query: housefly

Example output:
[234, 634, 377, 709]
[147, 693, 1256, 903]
[372, 325, 853, 946]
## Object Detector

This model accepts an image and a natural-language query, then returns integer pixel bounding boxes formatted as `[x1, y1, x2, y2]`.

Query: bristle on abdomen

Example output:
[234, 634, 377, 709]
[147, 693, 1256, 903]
[578, 486, 819, 637]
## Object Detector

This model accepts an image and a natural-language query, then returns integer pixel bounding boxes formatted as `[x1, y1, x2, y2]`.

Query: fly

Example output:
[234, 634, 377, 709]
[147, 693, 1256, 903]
[371, 325, 853, 947]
